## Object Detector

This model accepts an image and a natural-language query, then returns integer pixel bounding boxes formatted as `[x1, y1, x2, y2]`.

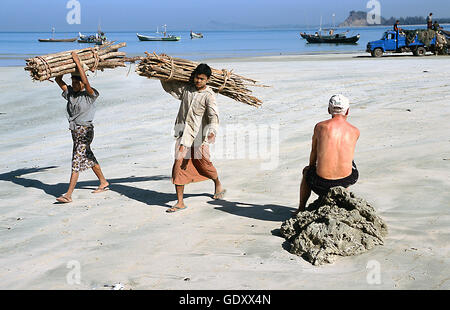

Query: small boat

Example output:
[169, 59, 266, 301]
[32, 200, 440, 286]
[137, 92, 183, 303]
[190, 31, 203, 39]
[137, 24, 180, 41]
[301, 28, 360, 44]
[137, 33, 180, 41]
[38, 27, 77, 42]
[39, 38, 77, 42]
[78, 32, 108, 45]
[301, 15, 360, 44]
[305, 33, 360, 44]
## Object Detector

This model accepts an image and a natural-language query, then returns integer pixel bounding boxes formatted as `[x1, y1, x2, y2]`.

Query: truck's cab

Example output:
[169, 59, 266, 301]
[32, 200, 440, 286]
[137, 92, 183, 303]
[383, 31, 401, 51]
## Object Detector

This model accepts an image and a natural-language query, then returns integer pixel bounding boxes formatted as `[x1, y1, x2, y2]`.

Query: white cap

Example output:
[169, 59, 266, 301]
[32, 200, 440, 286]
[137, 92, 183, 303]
[329, 94, 350, 115]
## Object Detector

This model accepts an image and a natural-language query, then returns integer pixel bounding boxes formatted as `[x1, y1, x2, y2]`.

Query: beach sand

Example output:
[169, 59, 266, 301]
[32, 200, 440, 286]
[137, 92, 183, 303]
[0, 53, 449, 289]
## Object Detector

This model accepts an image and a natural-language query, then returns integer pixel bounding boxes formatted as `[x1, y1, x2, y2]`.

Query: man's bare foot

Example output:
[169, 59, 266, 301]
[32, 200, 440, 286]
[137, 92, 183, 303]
[213, 188, 226, 200]
[92, 182, 110, 193]
[166, 202, 187, 213]
[56, 195, 72, 203]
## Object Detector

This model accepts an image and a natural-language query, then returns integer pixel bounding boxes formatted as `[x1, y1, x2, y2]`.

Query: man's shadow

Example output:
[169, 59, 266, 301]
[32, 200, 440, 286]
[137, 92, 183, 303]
[208, 199, 299, 255]
[0, 166, 211, 208]
[207, 199, 295, 222]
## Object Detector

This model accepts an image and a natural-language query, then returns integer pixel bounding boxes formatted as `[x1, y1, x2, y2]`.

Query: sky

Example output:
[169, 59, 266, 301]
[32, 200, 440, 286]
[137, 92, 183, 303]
[1, 0, 449, 32]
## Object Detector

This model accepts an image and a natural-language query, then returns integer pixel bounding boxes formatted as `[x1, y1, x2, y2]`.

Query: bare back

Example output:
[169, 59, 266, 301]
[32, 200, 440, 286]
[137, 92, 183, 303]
[312, 116, 359, 180]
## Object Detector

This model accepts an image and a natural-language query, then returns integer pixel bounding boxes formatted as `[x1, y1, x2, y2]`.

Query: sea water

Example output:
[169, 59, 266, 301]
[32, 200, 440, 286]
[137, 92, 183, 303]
[0, 25, 434, 67]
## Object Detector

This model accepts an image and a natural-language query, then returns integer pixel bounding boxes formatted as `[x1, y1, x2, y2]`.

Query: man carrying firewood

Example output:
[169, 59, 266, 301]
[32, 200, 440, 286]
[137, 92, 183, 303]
[160, 61, 226, 213]
[54, 51, 109, 203]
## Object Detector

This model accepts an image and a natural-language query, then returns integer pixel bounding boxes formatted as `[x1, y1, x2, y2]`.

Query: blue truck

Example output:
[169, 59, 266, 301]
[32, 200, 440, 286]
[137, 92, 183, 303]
[366, 30, 447, 57]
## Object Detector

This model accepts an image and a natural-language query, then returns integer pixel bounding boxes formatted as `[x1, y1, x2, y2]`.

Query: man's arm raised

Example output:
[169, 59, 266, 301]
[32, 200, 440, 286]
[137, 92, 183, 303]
[55, 75, 68, 92]
[159, 53, 185, 100]
[72, 51, 94, 96]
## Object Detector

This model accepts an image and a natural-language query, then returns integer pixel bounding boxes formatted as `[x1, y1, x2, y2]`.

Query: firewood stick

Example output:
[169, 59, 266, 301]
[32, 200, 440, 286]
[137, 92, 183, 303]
[25, 43, 128, 81]
[31, 51, 127, 72]
[136, 53, 268, 107]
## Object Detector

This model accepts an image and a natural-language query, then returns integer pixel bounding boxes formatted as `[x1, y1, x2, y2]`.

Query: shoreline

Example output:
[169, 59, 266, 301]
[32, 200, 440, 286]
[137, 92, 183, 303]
[4, 25, 450, 67]
[2, 50, 370, 68]
[7, 50, 450, 69]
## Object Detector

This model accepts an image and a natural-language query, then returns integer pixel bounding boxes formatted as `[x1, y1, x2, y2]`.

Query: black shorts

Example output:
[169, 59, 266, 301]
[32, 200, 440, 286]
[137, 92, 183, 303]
[305, 161, 359, 197]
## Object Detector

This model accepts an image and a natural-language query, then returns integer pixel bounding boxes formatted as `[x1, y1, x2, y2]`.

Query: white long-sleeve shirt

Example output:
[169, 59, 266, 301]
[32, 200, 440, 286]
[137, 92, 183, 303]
[161, 80, 219, 147]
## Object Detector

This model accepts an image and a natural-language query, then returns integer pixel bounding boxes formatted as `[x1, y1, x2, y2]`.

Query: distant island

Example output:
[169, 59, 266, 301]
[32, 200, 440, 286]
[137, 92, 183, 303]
[339, 10, 450, 27]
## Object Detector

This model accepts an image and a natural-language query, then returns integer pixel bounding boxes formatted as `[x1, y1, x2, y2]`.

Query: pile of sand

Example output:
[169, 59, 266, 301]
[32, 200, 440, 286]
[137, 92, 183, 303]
[280, 187, 388, 265]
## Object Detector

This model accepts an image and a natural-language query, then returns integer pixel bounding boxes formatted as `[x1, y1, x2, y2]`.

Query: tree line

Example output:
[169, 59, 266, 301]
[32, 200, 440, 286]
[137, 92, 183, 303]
[346, 11, 450, 26]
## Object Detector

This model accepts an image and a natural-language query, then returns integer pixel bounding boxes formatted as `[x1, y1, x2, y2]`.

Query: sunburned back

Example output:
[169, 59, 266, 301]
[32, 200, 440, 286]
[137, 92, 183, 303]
[315, 118, 359, 179]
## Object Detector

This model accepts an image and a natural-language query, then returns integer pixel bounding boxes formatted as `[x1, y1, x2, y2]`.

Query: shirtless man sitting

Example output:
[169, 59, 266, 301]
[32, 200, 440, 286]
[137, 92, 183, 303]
[295, 94, 360, 215]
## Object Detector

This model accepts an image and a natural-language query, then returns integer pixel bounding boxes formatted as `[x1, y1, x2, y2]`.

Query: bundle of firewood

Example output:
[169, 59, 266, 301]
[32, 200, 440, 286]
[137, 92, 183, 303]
[136, 52, 268, 107]
[25, 42, 129, 81]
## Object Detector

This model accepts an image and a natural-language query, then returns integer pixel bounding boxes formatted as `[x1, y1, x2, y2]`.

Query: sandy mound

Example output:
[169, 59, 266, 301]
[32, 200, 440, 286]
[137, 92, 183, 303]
[280, 187, 388, 265]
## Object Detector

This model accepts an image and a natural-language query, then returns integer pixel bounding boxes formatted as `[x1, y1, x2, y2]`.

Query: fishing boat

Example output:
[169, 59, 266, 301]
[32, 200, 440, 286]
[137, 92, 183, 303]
[38, 27, 77, 42]
[300, 15, 360, 44]
[78, 22, 109, 45]
[190, 31, 203, 39]
[304, 32, 360, 44]
[137, 25, 180, 41]
[137, 33, 180, 41]
[78, 32, 107, 45]
[39, 38, 77, 42]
